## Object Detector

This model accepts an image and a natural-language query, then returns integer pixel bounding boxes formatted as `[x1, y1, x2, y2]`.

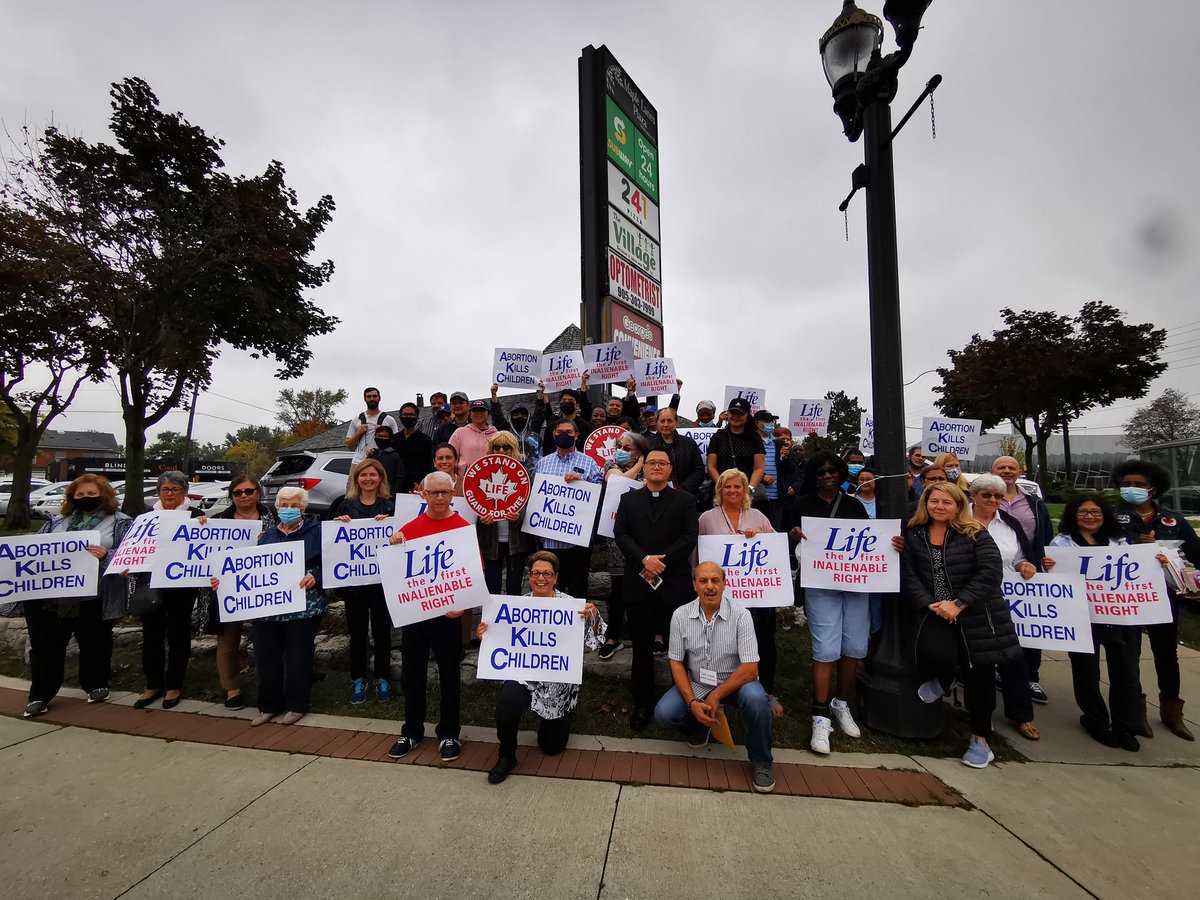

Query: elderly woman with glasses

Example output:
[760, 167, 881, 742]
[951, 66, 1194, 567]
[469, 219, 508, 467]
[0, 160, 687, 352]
[477, 551, 603, 784]
[131, 470, 202, 709]
[968, 474, 1042, 742]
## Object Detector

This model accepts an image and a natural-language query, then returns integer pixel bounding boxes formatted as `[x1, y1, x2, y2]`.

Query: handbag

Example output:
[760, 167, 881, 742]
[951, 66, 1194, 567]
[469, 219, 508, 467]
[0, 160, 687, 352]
[128, 582, 164, 616]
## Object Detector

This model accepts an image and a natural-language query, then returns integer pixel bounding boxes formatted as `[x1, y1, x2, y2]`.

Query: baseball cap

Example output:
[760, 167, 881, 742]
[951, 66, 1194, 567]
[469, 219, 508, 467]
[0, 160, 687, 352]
[727, 398, 752, 415]
[450, 391, 469, 402]
[696, 400, 716, 413]
[644, 405, 658, 415]
[469, 399, 488, 411]
[437, 404, 451, 416]
[753, 409, 778, 422]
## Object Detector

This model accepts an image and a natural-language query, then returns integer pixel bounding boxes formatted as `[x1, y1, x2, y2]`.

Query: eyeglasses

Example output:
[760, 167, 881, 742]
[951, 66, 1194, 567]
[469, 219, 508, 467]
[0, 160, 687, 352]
[924, 477, 947, 484]
[815, 468, 838, 476]
[644, 460, 669, 467]
[426, 490, 452, 497]
[159, 486, 185, 495]
[231, 488, 258, 497]
[974, 492, 1004, 500]
[530, 570, 557, 579]
[1077, 510, 1104, 518]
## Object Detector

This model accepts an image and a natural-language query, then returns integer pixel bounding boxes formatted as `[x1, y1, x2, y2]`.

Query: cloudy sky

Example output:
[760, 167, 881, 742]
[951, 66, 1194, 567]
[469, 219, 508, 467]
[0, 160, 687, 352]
[4, 1, 1197, 452]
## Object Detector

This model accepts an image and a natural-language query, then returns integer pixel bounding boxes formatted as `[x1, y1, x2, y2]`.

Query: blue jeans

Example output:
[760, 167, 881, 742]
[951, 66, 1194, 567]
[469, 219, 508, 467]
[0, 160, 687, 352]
[653, 681, 773, 766]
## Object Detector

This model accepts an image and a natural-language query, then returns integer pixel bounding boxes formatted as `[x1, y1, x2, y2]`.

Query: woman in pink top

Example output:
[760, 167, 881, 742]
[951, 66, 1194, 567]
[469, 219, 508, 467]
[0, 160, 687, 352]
[698, 468, 782, 717]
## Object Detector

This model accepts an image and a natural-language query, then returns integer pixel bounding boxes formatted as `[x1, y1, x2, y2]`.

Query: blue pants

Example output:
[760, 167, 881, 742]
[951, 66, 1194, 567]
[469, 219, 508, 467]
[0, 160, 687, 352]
[653, 681, 773, 766]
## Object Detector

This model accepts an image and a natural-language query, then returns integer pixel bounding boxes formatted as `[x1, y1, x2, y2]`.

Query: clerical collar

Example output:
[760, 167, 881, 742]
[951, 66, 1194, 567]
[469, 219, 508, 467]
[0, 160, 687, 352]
[650, 490, 661, 497]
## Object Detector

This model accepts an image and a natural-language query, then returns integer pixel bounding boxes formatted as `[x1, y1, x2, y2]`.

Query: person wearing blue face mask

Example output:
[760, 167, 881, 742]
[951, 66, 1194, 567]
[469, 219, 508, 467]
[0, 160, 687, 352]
[841, 448, 867, 493]
[752, 410, 791, 529]
[1112, 459, 1200, 741]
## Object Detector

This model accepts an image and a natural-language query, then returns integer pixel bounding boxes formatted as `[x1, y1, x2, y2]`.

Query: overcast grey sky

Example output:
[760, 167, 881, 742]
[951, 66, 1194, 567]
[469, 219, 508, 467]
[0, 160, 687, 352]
[4, 1, 1197, 452]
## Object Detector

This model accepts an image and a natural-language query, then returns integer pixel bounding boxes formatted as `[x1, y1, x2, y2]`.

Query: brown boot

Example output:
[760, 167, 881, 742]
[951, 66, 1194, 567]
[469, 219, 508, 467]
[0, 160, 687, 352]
[1137, 694, 1154, 738]
[1159, 695, 1196, 741]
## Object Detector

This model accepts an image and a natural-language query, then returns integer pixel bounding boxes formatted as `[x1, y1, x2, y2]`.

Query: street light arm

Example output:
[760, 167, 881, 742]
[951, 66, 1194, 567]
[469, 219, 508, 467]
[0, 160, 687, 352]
[889, 74, 942, 142]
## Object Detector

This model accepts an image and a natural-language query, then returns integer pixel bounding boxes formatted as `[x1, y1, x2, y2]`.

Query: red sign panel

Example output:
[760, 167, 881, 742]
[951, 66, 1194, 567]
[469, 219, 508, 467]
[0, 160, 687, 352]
[462, 454, 531, 519]
[583, 425, 626, 471]
[608, 301, 664, 359]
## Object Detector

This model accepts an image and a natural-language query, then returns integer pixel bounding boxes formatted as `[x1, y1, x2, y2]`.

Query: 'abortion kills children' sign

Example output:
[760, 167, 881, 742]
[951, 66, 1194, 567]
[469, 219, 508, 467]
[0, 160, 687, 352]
[922, 416, 983, 460]
[476, 594, 586, 685]
[321, 518, 399, 589]
[0, 531, 101, 601]
[150, 519, 263, 588]
[378, 523, 488, 628]
[214, 543, 307, 623]
[493, 348, 541, 392]
[1002, 572, 1094, 653]
[1044, 544, 1174, 626]
[521, 474, 602, 548]
[798, 517, 902, 593]
[696, 532, 791, 607]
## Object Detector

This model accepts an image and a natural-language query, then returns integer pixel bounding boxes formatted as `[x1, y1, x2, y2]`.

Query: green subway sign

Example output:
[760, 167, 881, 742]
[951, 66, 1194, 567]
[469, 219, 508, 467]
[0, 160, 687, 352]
[606, 95, 658, 203]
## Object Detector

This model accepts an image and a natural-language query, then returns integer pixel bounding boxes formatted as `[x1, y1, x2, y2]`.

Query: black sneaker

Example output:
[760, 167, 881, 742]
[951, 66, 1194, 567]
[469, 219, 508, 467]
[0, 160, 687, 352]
[388, 736, 419, 759]
[1029, 681, 1049, 705]
[223, 694, 245, 711]
[752, 764, 776, 794]
[87, 688, 110, 704]
[23, 700, 48, 718]
[653, 639, 668, 657]
[439, 738, 462, 761]
[597, 640, 623, 661]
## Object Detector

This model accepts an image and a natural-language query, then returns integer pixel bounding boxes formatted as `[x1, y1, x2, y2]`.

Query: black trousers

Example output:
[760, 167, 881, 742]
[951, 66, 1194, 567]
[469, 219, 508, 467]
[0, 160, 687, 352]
[915, 614, 997, 736]
[1070, 624, 1143, 738]
[342, 585, 392, 681]
[1024, 647, 1042, 682]
[483, 543, 529, 596]
[252, 616, 319, 714]
[554, 546, 592, 600]
[24, 600, 113, 702]
[605, 574, 625, 643]
[494, 680, 572, 758]
[400, 614, 461, 740]
[1145, 593, 1181, 698]
[750, 607, 777, 694]
[629, 581, 688, 708]
[140, 589, 196, 692]
[996, 652, 1034, 723]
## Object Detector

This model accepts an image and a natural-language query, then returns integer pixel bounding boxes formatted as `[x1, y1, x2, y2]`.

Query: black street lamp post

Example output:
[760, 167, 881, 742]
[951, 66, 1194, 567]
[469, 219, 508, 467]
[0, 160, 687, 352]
[820, 0, 943, 738]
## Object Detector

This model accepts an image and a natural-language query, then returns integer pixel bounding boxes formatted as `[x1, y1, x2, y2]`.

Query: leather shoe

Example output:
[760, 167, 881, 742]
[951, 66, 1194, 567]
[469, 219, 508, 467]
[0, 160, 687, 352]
[629, 707, 651, 732]
[162, 694, 182, 710]
[487, 755, 517, 784]
[133, 690, 164, 710]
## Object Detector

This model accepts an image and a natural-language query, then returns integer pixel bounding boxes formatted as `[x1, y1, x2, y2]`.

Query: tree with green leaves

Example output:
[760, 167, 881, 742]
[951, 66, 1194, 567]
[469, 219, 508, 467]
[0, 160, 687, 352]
[144, 429, 223, 464]
[935, 303, 1166, 484]
[1124, 389, 1200, 450]
[824, 390, 865, 450]
[0, 203, 108, 528]
[277, 387, 348, 431]
[3, 78, 338, 514]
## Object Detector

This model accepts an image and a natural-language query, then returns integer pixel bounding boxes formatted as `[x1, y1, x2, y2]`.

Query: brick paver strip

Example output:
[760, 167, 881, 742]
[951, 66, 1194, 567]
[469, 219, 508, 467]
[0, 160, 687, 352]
[0, 688, 964, 806]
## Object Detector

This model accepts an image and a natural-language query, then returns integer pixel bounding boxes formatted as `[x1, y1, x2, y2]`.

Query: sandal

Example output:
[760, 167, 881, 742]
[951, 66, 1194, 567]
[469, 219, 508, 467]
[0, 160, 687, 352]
[1017, 721, 1040, 741]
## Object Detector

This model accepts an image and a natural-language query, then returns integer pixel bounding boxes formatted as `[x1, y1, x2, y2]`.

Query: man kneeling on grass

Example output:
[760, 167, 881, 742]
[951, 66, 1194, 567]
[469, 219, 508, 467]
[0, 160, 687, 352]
[653, 562, 775, 793]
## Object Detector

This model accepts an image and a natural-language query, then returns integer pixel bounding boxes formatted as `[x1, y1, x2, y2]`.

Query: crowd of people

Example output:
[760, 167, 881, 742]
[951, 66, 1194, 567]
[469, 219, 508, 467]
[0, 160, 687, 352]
[4, 382, 1197, 793]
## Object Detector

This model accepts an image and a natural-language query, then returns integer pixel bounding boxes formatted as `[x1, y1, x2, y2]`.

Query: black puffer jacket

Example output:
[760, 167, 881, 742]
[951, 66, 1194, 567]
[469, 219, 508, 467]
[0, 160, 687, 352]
[902, 524, 1020, 666]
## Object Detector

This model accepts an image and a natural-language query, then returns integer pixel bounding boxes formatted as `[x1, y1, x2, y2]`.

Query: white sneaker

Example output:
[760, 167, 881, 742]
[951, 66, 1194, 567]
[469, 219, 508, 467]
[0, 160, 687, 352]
[809, 716, 832, 755]
[829, 698, 861, 738]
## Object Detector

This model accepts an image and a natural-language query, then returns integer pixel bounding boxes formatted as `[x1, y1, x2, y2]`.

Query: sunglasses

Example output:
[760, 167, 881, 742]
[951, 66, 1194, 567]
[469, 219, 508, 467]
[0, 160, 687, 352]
[231, 488, 258, 497]
[816, 467, 838, 476]
[974, 492, 1004, 500]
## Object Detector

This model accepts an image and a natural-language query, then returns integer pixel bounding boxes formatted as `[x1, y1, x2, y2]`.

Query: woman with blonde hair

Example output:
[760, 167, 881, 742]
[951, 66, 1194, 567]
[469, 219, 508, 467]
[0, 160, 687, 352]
[903, 482, 1020, 768]
[930, 453, 969, 489]
[331, 458, 394, 704]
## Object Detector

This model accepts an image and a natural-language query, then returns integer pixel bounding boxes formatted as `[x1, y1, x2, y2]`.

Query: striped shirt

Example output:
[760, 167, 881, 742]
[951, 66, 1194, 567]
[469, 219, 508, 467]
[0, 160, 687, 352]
[761, 436, 778, 499]
[534, 449, 603, 550]
[668, 597, 759, 700]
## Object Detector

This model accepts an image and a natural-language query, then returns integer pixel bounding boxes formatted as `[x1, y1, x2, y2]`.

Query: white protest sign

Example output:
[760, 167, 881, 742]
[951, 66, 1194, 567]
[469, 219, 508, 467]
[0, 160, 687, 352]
[597, 474, 642, 539]
[798, 517, 902, 593]
[0, 530, 101, 602]
[860, 412, 875, 455]
[320, 517, 399, 589]
[476, 594, 586, 685]
[788, 399, 830, 438]
[541, 350, 585, 393]
[583, 340, 635, 386]
[150, 519, 263, 588]
[1045, 544, 1174, 625]
[633, 356, 676, 396]
[922, 416, 983, 461]
[679, 427, 718, 460]
[213, 542, 307, 623]
[1002, 572, 1094, 653]
[521, 474, 602, 548]
[378, 522, 489, 627]
[393, 492, 479, 526]
[493, 348, 541, 392]
[108, 509, 191, 574]
[696, 531, 792, 608]
[724, 385, 766, 415]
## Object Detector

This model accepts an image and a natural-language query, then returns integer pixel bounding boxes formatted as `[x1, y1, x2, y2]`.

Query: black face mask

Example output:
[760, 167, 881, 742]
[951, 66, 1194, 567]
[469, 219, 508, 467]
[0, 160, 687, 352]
[73, 496, 103, 513]
[554, 433, 576, 449]
[375, 437, 391, 449]
[511, 416, 528, 430]
[400, 417, 418, 429]
[561, 403, 576, 415]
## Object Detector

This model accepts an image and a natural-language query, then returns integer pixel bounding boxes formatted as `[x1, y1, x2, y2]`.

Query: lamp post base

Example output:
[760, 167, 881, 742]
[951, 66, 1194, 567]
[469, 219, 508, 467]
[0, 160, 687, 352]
[857, 594, 943, 739]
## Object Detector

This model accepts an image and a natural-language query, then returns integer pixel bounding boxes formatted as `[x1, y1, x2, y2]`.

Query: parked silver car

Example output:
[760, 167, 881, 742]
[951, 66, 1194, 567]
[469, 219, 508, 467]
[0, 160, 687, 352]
[259, 451, 354, 515]
[0, 478, 51, 516]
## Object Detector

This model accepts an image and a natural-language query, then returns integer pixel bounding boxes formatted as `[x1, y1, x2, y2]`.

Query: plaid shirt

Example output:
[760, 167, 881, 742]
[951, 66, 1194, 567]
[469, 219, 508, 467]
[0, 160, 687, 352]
[534, 449, 602, 550]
